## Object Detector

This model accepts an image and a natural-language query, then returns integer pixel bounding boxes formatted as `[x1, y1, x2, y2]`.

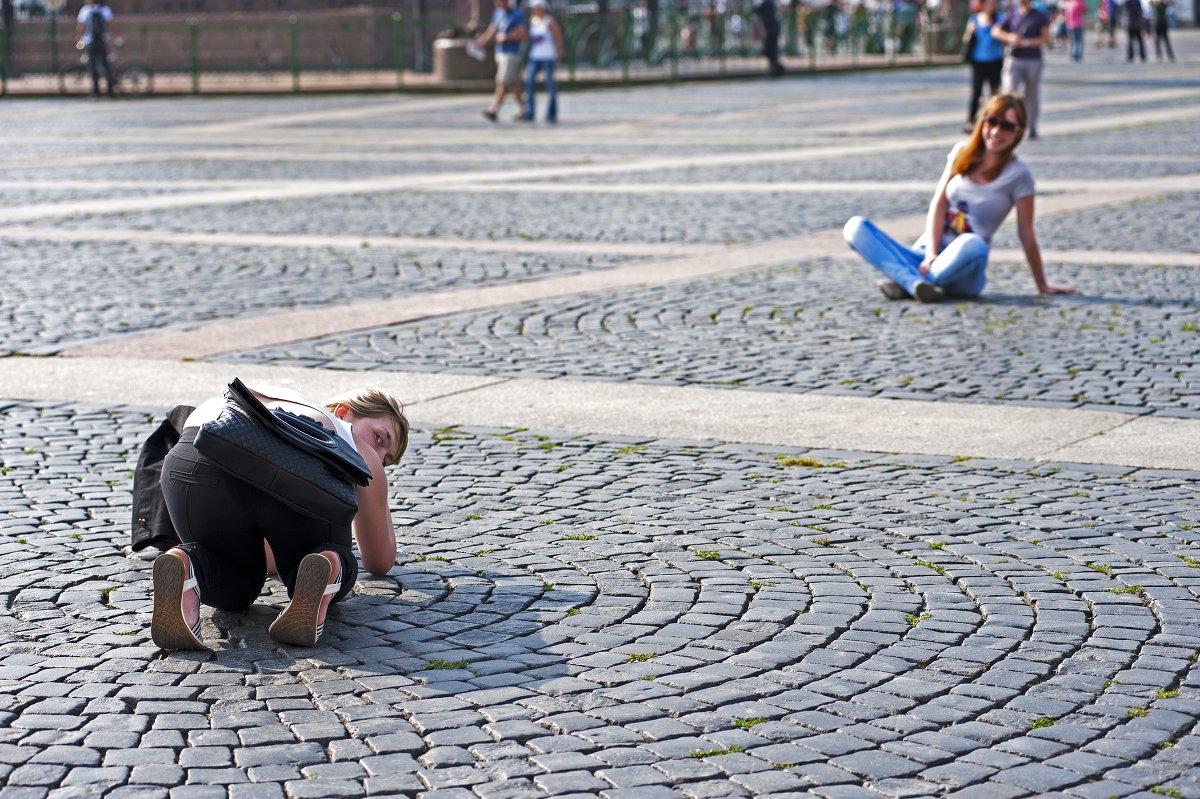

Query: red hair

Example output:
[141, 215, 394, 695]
[952, 93, 1027, 181]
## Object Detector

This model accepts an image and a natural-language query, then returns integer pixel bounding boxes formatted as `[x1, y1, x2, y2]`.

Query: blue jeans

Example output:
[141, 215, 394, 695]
[1068, 26, 1084, 61]
[843, 216, 988, 298]
[524, 60, 557, 122]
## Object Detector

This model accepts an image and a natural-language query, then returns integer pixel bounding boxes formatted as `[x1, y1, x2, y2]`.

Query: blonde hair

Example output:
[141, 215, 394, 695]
[323, 387, 409, 467]
[953, 93, 1027, 181]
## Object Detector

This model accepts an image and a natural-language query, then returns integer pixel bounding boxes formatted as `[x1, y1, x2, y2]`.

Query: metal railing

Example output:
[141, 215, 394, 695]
[0, 4, 966, 96]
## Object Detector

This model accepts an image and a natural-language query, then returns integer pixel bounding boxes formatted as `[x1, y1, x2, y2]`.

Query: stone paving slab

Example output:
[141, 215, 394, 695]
[3, 356, 1200, 470]
[2, 402, 1199, 799]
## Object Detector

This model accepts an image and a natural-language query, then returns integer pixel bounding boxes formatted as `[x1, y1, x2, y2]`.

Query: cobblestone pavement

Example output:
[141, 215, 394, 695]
[217, 257, 1200, 417]
[3, 403, 1200, 799]
[0, 240, 641, 355]
[2, 29, 1200, 799]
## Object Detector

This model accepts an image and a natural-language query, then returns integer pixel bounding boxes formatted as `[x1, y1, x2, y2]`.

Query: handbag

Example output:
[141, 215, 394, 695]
[225, 379, 371, 486]
[963, 25, 977, 62]
[193, 379, 370, 524]
[131, 404, 194, 552]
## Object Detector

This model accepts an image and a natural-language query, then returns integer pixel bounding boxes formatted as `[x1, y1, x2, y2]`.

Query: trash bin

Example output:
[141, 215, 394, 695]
[433, 37, 495, 81]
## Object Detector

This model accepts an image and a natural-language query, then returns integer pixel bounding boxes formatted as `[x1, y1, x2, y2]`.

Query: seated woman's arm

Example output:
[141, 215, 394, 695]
[920, 163, 955, 273]
[352, 445, 397, 576]
[1015, 194, 1074, 295]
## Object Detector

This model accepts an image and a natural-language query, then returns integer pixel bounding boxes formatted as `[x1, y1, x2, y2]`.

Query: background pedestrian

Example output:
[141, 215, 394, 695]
[996, 0, 1050, 139]
[754, 0, 785, 76]
[476, 0, 527, 122]
[963, 0, 1006, 133]
[74, 0, 115, 97]
[522, 0, 563, 123]
[1064, 0, 1085, 60]
[1150, 0, 1173, 60]
[1123, 0, 1146, 60]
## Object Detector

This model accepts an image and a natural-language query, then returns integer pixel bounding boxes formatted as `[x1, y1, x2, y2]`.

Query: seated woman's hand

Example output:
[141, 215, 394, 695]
[1039, 283, 1076, 295]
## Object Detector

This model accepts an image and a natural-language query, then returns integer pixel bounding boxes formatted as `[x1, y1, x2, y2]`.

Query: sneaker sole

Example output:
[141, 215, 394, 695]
[150, 555, 208, 651]
[912, 283, 945, 303]
[269, 553, 331, 647]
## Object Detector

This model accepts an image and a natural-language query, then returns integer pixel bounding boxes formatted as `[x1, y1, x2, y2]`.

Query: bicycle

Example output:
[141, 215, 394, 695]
[58, 38, 153, 97]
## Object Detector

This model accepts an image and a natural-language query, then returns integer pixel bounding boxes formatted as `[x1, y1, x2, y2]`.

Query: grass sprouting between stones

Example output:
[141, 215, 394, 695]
[775, 455, 848, 469]
[732, 718, 768, 729]
[425, 658, 468, 671]
[691, 746, 744, 758]
[1029, 717, 1055, 729]
[695, 550, 720, 561]
[624, 652, 657, 663]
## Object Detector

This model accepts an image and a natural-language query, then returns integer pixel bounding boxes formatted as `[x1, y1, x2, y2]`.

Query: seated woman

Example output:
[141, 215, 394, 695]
[843, 93, 1074, 303]
[150, 385, 408, 650]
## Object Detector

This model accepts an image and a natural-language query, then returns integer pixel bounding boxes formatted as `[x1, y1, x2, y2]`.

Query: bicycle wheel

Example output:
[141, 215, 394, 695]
[58, 64, 91, 96]
[118, 61, 153, 96]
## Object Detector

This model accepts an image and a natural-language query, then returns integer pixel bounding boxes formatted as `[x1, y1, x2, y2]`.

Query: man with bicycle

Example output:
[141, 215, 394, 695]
[75, 0, 116, 97]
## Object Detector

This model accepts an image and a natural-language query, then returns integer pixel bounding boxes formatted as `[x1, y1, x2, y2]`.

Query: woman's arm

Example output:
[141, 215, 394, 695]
[1014, 194, 1074, 295]
[962, 17, 976, 44]
[550, 18, 565, 59]
[920, 165, 955, 274]
[352, 446, 397, 576]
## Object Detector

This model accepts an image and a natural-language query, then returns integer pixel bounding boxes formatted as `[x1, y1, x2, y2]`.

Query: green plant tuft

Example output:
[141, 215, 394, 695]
[732, 717, 768, 729]
[690, 746, 744, 758]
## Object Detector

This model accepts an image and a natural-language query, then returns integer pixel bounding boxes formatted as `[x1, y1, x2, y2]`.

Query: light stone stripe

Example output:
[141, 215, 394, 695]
[3, 140, 1196, 224]
[6, 87, 1196, 159]
[2, 357, 1197, 470]
[9, 178, 1191, 196]
[0, 225, 716, 257]
[418, 177, 1200, 194]
[990, 249, 1200, 267]
[2, 225, 1194, 266]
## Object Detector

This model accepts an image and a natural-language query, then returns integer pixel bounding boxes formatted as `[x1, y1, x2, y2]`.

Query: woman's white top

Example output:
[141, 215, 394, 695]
[185, 385, 358, 452]
[528, 16, 558, 61]
[941, 142, 1035, 247]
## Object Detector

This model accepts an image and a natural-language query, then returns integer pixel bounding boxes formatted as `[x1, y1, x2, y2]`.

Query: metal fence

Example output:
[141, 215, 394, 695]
[0, 3, 967, 96]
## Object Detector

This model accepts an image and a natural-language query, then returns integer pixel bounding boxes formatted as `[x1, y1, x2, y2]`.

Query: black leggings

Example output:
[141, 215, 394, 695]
[160, 428, 357, 612]
[968, 59, 1003, 124]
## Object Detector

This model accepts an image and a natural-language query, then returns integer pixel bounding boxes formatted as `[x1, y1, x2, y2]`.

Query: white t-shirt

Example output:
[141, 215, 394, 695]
[941, 143, 1035, 247]
[77, 4, 113, 45]
[527, 16, 558, 62]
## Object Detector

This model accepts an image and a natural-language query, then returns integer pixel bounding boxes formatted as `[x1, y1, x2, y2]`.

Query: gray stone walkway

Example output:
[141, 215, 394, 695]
[2, 31, 1200, 799]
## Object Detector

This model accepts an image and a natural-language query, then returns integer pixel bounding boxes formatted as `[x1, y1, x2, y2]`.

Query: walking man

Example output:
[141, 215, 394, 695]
[476, 0, 526, 122]
[754, 0, 785, 76]
[74, 0, 115, 97]
[996, 0, 1050, 139]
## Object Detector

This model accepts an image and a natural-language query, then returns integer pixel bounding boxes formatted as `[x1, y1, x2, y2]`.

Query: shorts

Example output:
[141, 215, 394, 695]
[495, 53, 521, 86]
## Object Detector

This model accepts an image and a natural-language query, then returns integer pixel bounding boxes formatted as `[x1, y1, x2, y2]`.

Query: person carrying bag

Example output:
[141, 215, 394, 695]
[147, 380, 408, 650]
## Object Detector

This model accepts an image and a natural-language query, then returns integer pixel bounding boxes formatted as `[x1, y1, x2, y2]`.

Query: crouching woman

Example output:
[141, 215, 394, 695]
[843, 93, 1073, 302]
[150, 385, 408, 650]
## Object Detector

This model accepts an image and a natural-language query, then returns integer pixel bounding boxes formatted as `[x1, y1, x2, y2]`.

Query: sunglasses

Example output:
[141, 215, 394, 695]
[983, 115, 1021, 133]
